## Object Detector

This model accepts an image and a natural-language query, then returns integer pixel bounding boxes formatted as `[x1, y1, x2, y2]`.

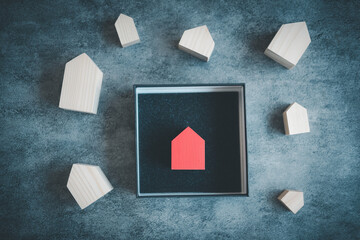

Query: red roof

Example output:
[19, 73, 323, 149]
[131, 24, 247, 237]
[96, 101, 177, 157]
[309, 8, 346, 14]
[171, 127, 205, 170]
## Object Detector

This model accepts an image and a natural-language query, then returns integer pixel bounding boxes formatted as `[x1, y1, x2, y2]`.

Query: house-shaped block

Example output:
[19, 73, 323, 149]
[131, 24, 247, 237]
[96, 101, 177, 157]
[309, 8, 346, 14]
[115, 13, 140, 47]
[59, 53, 103, 114]
[283, 102, 310, 135]
[278, 190, 304, 214]
[265, 21, 311, 69]
[171, 127, 205, 170]
[178, 25, 215, 61]
[67, 163, 113, 209]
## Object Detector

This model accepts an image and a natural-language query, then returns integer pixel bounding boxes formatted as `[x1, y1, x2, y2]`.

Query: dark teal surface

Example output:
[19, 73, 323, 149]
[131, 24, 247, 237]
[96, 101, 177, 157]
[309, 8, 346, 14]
[0, 0, 359, 239]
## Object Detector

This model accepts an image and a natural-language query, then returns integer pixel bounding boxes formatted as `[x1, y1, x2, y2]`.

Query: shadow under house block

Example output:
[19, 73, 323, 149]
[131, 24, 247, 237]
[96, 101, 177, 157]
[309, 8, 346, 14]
[264, 21, 311, 69]
[67, 163, 113, 209]
[114, 13, 140, 47]
[283, 102, 310, 135]
[178, 25, 215, 61]
[59, 53, 103, 114]
[278, 190, 304, 214]
[171, 127, 205, 170]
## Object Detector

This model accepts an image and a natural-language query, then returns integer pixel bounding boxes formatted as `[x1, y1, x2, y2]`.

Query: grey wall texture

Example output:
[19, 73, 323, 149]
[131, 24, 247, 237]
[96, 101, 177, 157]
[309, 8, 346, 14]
[0, 0, 359, 239]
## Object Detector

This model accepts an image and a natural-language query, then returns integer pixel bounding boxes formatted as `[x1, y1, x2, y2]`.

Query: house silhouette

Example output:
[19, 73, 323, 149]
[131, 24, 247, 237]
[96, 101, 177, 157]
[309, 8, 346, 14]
[171, 127, 205, 170]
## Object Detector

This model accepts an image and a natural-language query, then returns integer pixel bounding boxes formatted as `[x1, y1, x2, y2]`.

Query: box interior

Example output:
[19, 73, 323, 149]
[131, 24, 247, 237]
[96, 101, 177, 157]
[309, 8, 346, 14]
[135, 85, 247, 196]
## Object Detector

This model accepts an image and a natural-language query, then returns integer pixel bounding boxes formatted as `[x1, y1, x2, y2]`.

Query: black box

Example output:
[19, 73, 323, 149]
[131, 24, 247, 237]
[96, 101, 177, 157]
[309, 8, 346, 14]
[134, 84, 248, 197]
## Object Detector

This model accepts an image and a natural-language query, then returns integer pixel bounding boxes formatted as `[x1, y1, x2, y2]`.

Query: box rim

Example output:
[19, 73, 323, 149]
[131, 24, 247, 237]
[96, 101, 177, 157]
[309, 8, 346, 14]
[133, 83, 249, 197]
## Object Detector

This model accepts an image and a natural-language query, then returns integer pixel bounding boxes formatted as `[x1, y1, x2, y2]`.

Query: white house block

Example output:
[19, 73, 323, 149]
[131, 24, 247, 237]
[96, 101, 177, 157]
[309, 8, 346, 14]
[115, 13, 140, 47]
[264, 21, 311, 69]
[67, 163, 113, 209]
[283, 102, 310, 135]
[59, 53, 103, 114]
[278, 190, 304, 214]
[178, 25, 215, 61]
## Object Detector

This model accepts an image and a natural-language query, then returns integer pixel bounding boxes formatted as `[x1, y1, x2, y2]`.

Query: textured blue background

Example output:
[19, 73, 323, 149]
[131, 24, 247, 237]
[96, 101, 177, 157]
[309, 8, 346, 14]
[1, 0, 359, 239]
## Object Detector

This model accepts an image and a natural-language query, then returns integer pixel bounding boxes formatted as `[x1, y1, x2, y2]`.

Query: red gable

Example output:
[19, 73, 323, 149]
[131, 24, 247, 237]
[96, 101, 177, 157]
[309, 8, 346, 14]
[171, 127, 205, 170]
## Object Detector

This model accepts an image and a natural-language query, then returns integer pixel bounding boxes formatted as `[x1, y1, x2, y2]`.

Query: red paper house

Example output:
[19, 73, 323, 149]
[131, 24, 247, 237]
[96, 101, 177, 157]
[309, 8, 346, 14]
[171, 127, 205, 170]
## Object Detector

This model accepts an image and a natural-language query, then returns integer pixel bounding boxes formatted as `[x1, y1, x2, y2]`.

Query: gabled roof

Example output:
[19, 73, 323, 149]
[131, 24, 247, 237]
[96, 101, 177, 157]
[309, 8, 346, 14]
[284, 102, 306, 113]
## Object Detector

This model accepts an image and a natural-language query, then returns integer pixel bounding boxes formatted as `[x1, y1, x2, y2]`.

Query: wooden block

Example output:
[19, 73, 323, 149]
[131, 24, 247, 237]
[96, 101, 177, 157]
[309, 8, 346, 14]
[283, 102, 310, 135]
[278, 190, 304, 214]
[265, 21, 311, 69]
[114, 13, 140, 47]
[171, 127, 205, 170]
[67, 163, 113, 209]
[59, 53, 103, 114]
[178, 25, 215, 61]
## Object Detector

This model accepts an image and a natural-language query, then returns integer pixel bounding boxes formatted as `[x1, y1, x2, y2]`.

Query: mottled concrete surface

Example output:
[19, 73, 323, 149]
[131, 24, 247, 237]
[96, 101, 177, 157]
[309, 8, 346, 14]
[0, 0, 359, 239]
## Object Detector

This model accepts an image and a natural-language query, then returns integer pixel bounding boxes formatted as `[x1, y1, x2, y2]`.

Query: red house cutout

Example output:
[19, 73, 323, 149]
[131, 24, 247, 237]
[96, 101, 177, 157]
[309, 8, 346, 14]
[171, 127, 205, 170]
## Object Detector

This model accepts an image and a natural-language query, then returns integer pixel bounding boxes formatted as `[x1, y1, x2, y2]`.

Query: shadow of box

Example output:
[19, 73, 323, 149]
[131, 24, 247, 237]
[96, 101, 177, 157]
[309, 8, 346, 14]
[134, 84, 248, 197]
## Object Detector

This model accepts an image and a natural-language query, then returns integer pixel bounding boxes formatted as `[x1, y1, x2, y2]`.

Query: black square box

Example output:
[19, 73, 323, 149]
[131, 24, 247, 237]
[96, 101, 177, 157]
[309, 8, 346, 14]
[134, 84, 248, 197]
